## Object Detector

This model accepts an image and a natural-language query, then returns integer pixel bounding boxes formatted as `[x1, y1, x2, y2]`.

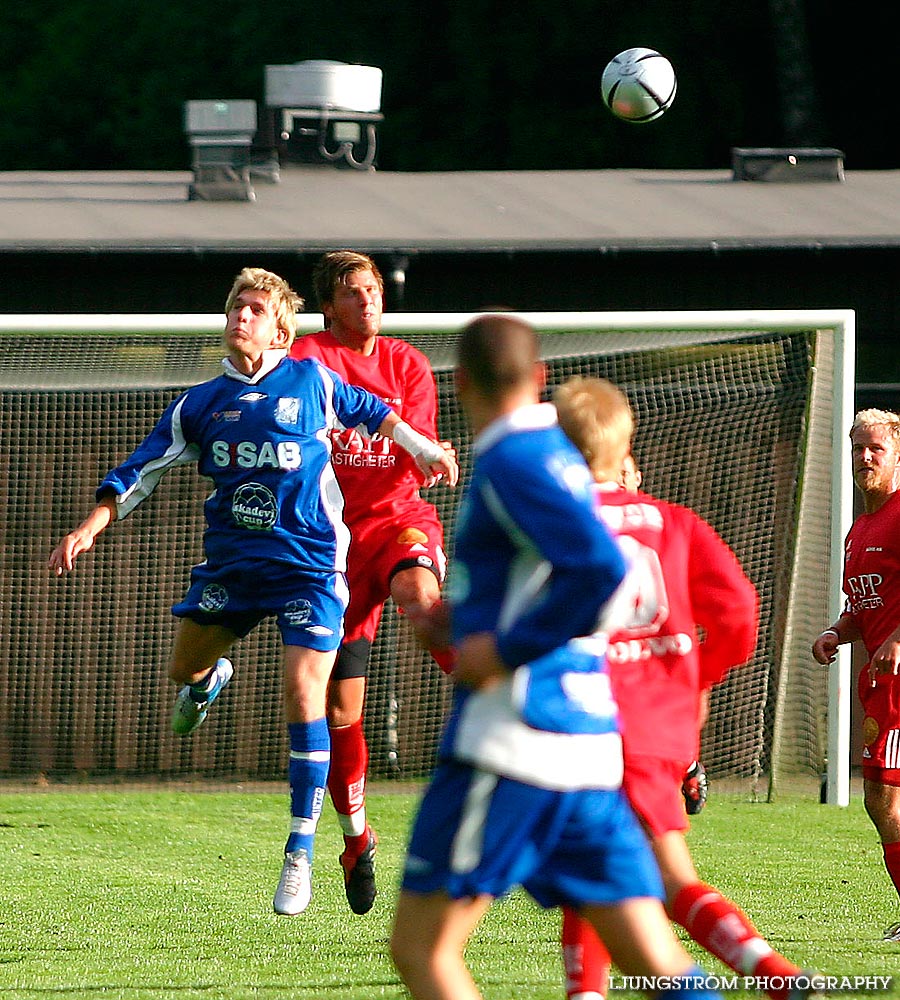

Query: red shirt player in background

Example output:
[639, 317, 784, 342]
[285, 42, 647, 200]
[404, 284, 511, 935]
[813, 408, 900, 942]
[554, 377, 819, 1000]
[622, 455, 709, 818]
[290, 251, 456, 916]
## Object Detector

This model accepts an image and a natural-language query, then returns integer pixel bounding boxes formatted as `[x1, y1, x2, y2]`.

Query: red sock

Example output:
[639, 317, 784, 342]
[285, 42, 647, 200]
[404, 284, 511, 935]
[672, 882, 800, 1000]
[328, 720, 369, 853]
[561, 906, 610, 999]
[883, 841, 900, 898]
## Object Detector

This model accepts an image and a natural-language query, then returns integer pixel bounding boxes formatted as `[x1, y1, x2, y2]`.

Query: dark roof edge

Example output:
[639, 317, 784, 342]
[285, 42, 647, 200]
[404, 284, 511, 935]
[2, 237, 900, 255]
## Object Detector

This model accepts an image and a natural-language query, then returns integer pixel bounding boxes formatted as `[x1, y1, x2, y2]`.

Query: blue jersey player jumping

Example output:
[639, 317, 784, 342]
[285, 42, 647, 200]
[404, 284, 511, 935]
[389, 314, 726, 1000]
[49, 267, 458, 917]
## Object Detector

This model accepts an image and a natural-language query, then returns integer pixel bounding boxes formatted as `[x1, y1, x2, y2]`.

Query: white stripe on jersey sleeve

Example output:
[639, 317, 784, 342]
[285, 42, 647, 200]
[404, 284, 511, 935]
[117, 395, 200, 518]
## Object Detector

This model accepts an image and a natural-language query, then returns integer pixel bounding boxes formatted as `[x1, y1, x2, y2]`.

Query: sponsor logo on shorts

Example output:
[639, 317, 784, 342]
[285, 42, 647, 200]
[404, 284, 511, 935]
[231, 482, 278, 530]
[199, 583, 229, 612]
[863, 716, 880, 746]
[284, 599, 312, 626]
[397, 528, 429, 546]
[305, 625, 334, 637]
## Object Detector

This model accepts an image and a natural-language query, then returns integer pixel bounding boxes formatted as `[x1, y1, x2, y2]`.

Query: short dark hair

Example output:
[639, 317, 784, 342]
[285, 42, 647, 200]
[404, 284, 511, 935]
[456, 315, 539, 394]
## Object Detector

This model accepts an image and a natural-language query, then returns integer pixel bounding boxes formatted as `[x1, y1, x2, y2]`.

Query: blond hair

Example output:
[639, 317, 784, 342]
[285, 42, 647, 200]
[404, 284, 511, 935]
[224, 267, 304, 345]
[554, 376, 634, 481]
[850, 407, 900, 445]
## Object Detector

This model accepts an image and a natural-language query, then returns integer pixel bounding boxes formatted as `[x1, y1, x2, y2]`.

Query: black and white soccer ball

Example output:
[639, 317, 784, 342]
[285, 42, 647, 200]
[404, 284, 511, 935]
[601, 47, 677, 123]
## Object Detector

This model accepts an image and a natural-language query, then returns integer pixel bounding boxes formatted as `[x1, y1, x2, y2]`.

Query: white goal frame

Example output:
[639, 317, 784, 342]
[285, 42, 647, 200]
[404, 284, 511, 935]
[0, 308, 855, 803]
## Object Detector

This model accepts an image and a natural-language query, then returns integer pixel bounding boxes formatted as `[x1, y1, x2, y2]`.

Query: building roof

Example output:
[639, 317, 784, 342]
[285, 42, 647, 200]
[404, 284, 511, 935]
[2, 165, 899, 255]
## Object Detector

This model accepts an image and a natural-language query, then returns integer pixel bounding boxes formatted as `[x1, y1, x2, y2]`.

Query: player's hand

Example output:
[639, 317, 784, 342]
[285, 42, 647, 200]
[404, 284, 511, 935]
[417, 441, 459, 489]
[48, 500, 114, 576]
[48, 529, 95, 576]
[405, 601, 452, 651]
[812, 631, 840, 665]
[454, 633, 507, 691]
[868, 638, 900, 686]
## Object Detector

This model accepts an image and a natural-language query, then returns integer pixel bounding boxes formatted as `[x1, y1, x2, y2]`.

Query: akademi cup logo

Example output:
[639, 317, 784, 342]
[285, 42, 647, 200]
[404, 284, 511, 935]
[199, 583, 229, 612]
[231, 482, 278, 530]
[284, 599, 313, 626]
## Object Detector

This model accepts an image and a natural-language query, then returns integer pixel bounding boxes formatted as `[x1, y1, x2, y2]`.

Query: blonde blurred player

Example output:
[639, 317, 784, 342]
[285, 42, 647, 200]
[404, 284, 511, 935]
[555, 376, 817, 1000]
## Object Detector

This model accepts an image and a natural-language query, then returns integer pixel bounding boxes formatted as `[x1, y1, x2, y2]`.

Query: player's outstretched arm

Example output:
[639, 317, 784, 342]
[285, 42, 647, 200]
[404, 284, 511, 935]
[48, 496, 117, 576]
[379, 413, 459, 487]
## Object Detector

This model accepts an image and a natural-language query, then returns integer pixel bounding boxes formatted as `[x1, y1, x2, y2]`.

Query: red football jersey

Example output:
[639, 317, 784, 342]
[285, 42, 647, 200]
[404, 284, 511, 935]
[290, 330, 440, 525]
[596, 486, 759, 760]
[842, 489, 900, 658]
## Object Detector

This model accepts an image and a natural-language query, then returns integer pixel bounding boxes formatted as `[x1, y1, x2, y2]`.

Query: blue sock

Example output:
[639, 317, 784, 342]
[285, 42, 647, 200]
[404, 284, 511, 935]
[285, 719, 330, 859]
[656, 965, 723, 1000]
[188, 664, 217, 702]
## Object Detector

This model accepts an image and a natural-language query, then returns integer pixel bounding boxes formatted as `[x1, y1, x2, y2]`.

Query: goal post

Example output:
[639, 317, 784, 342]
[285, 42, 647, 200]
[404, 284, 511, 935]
[0, 309, 854, 801]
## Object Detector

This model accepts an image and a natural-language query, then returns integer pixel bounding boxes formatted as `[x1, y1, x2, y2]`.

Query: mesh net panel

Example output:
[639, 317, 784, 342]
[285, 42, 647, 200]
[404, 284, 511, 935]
[0, 320, 837, 792]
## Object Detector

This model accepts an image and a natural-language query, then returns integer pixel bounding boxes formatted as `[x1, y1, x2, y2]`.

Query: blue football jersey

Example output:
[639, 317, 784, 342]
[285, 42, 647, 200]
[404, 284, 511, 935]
[98, 351, 392, 575]
[449, 403, 625, 663]
[441, 403, 628, 789]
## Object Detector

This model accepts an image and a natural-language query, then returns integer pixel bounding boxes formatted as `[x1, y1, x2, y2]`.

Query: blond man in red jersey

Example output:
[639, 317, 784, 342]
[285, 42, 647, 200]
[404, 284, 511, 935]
[813, 408, 900, 941]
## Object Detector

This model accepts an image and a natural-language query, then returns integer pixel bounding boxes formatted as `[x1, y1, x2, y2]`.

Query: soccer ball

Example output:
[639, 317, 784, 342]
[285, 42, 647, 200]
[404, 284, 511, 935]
[601, 47, 677, 123]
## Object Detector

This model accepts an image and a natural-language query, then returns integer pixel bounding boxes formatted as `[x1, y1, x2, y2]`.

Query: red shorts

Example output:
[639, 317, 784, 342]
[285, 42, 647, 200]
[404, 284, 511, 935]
[343, 502, 446, 647]
[621, 753, 691, 838]
[858, 667, 900, 778]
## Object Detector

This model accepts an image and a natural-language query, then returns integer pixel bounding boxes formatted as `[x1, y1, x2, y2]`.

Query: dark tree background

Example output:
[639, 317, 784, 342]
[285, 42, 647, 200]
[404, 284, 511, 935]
[0, 1, 896, 172]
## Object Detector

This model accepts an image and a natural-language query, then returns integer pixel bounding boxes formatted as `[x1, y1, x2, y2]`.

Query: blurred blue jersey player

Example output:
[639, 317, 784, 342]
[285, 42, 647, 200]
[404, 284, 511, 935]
[49, 267, 457, 918]
[389, 314, 725, 1000]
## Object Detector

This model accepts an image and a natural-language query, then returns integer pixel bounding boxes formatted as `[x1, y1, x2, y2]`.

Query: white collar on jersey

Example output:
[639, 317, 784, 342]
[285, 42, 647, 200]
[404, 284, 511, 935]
[221, 348, 288, 384]
[474, 402, 557, 455]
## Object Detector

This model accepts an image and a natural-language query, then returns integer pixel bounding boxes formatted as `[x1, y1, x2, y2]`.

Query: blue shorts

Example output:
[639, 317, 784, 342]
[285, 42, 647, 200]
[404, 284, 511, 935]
[401, 761, 664, 909]
[172, 562, 348, 652]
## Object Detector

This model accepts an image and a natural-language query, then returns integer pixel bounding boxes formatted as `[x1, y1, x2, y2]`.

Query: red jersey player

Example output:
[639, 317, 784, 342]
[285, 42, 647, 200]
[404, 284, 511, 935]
[813, 408, 900, 941]
[554, 377, 819, 1000]
[290, 251, 456, 916]
[622, 454, 709, 816]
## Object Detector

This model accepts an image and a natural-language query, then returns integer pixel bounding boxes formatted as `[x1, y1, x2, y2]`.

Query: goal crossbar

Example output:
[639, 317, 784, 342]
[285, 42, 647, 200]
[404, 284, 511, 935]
[0, 309, 854, 802]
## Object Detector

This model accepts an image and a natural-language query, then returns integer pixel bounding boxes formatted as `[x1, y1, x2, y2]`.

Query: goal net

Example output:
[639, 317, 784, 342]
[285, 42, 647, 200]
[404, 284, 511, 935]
[0, 310, 854, 800]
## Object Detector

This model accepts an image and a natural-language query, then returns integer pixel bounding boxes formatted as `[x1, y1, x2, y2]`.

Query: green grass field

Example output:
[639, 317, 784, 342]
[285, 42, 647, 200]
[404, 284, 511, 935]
[0, 784, 897, 999]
